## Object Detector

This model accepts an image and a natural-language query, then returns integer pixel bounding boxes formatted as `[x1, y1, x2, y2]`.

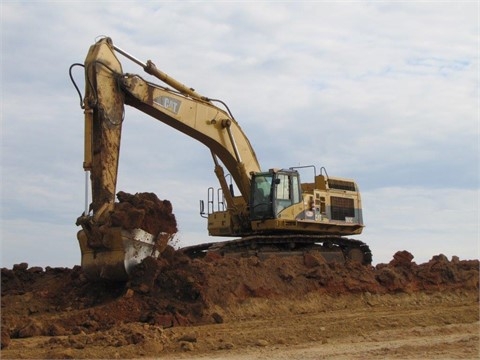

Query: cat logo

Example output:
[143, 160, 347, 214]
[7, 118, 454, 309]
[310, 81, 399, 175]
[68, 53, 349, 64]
[153, 96, 181, 114]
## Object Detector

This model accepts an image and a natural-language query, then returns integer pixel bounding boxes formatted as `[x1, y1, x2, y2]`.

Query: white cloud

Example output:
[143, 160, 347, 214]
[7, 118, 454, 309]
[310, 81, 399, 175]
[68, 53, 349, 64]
[360, 187, 479, 264]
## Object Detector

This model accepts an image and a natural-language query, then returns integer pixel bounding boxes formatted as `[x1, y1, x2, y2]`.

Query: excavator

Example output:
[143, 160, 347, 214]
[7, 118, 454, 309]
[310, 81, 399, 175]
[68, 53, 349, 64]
[70, 37, 371, 281]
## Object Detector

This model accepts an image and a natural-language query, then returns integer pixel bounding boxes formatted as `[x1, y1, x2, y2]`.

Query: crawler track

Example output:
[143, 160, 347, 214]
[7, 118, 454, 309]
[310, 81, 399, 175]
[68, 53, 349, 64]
[180, 235, 372, 265]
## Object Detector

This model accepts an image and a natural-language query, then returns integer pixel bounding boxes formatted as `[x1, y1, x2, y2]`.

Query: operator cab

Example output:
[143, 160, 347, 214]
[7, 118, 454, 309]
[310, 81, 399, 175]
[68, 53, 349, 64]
[250, 169, 302, 220]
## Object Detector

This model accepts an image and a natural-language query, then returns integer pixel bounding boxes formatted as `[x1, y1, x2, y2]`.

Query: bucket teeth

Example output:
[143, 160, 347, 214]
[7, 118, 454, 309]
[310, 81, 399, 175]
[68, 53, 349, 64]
[78, 228, 158, 281]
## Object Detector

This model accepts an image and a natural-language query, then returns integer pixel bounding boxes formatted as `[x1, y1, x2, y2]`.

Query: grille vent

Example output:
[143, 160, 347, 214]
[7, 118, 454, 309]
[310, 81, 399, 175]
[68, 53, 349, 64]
[331, 196, 355, 220]
[328, 179, 356, 191]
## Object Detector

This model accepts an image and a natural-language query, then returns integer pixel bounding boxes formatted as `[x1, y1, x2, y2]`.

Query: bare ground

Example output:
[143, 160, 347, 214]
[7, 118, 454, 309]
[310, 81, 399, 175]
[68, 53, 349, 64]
[1, 252, 478, 359]
[2, 193, 478, 359]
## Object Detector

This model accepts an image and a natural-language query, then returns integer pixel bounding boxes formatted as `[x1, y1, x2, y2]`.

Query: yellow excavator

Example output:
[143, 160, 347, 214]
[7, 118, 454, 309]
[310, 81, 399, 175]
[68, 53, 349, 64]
[70, 37, 371, 281]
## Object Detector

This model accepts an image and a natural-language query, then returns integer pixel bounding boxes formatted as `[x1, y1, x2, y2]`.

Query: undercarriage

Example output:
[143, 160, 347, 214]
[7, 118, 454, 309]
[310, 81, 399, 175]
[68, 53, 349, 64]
[180, 235, 372, 265]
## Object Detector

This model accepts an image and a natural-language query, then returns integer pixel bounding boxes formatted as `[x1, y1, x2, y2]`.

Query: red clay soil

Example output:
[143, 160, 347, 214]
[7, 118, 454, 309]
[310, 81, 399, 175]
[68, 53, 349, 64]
[1, 192, 479, 356]
[2, 249, 478, 349]
[111, 191, 178, 236]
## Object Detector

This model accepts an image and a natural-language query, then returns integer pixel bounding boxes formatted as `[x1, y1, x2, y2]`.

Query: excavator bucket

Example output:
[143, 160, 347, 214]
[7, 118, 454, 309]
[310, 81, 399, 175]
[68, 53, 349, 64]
[77, 227, 159, 281]
[75, 191, 177, 282]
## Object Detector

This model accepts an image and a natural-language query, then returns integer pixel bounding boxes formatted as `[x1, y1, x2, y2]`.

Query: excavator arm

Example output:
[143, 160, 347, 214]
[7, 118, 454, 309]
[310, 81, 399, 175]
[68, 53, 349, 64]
[75, 37, 261, 280]
[83, 37, 260, 216]
[120, 74, 261, 201]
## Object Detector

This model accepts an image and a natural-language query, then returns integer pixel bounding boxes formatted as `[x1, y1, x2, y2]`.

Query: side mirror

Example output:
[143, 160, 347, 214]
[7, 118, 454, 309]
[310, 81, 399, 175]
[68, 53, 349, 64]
[199, 200, 207, 218]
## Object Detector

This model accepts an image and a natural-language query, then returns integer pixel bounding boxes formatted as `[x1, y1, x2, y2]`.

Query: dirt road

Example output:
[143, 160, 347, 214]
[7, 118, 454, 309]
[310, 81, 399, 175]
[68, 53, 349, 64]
[2, 290, 478, 359]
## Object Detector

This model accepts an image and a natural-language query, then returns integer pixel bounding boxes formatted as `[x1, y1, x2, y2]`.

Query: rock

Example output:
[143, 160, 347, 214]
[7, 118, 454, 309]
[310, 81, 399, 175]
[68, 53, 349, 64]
[71, 340, 85, 349]
[390, 251, 414, 266]
[46, 348, 75, 359]
[13, 263, 28, 271]
[48, 323, 66, 336]
[180, 341, 194, 351]
[256, 339, 269, 347]
[17, 320, 43, 338]
[113, 192, 178, 236]
[304, 251, 327, 268]
[127, 332, 145, 345]
[138, 283, 150, 294]
[142, 339, 164, 353]
[28, 305, 39, 315]
[218, 342, 234, 350]
[124, 288, 135, 298]
[178, 334, 197, 343]
[212, 312, 224, 324]
[1, 328, 10, 349]
[431, 254, 449, 263]
[375, 267, 403, 291]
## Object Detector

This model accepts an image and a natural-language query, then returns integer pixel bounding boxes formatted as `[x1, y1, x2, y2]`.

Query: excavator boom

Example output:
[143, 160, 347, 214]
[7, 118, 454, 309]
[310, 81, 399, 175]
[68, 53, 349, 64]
[75, 37, 262, 280]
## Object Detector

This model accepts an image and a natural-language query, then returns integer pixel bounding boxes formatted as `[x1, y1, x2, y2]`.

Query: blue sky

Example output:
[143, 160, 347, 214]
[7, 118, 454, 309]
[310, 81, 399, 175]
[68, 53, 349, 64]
[1, 1, 478, 268]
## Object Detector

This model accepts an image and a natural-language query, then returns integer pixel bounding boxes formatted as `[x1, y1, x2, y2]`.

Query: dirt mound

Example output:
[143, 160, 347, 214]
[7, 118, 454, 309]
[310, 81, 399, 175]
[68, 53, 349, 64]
[2, 250, 478, 339]
[198, 250, 479, 306]
[111, 191, 177, 236]
[2, 251, 478, 357]
[2, 193, 479, 357]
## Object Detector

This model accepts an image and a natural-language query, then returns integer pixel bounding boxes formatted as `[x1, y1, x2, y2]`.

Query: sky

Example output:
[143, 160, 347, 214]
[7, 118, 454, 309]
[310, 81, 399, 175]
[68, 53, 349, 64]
[1, 1, 478, 269]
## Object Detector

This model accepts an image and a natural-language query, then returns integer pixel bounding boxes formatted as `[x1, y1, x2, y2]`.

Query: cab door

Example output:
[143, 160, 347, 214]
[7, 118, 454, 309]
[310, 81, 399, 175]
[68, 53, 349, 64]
[273, 172, 301, 215]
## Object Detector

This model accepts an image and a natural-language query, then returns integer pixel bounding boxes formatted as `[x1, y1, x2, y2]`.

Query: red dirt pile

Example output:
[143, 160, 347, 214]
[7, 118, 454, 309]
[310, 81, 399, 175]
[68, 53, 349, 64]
[111, 191, 177, 234]
[194, 250, 479, 307]
[2, 249, 478, 349]
[1, 193, 479, 352]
